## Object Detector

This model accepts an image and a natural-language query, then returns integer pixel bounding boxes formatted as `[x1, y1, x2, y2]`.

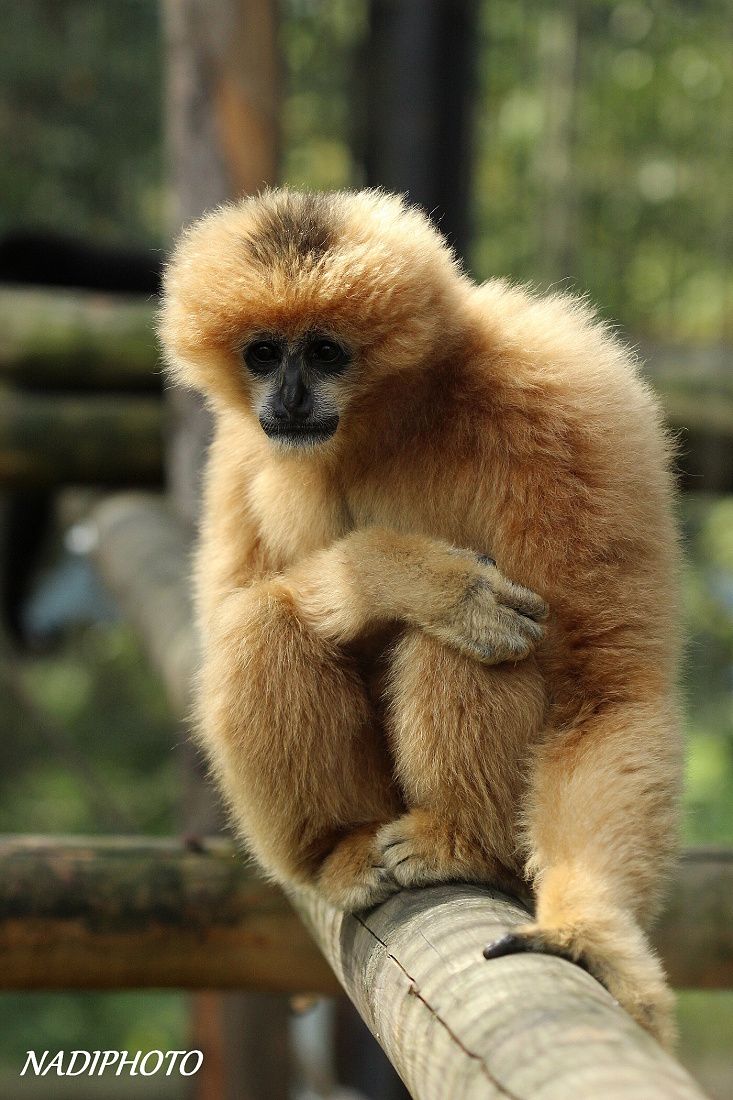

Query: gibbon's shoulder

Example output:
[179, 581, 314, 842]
[466, 278, 663, 437]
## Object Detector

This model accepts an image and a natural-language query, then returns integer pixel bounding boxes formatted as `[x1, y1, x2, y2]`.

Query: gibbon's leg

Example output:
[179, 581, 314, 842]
[375, 630, 546, 904]
[199, 530, 546, 910]
[199, 584, 403, 910]
[483, 700, 682, 1049]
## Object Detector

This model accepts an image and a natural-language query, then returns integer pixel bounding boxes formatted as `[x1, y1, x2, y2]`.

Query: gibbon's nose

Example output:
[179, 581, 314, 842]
[280, 363, 313, 420]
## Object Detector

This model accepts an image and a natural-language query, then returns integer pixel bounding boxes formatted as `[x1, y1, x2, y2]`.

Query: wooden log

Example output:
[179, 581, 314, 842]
[0, 391, 163, 487]
[0, 834, 337, 995]
[292, 885, 709, 1100]
[92, 493, 196, 715]
[0, 288, 160, 391]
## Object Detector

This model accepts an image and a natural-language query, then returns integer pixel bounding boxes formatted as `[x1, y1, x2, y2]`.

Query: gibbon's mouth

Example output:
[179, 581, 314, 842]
[259, 415, 339, 446]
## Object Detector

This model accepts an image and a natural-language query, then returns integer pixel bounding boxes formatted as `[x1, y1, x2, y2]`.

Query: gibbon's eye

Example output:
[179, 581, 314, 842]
[307, 337, 348, 371]
[245, 340, 282, 372]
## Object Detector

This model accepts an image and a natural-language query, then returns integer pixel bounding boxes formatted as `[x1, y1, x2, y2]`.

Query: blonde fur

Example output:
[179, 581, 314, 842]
[159, 189, 682, 1047]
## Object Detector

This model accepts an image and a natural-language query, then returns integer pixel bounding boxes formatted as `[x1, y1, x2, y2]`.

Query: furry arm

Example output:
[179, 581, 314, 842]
[262, 529, 548, 664]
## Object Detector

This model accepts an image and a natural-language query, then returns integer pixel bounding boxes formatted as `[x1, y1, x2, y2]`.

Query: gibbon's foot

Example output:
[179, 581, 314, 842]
[430, 554, 549, 665]
[376, 809, 527, 899]
[483, 922, 676, 1049]
[317, 824, 399, 911]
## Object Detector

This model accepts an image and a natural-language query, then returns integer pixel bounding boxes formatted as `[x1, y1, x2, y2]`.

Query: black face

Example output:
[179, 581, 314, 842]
[243, 331, 350, 447]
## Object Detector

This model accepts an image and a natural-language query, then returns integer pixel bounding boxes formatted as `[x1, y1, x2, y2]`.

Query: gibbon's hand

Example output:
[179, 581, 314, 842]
[283, 530, 548, 664]
[419, 552, 549, 664]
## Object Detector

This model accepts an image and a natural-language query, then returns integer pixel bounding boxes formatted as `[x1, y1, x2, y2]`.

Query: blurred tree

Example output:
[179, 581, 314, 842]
[0, 0, 165, 246]
[471, 0, 733, 342]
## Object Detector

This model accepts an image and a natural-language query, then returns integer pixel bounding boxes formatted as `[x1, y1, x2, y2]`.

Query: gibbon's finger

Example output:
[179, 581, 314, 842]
[481, 567, 549, 622]
[492, 605, 546, 648]
[424, 618, 532, 665]
[477, 554, 497, 567]
[469, 622, 534, 665]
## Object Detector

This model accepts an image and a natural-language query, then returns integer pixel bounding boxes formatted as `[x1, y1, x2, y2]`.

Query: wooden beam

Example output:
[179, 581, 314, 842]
[0, 834, 729, 999]
[0, 834, 337, 995]
[0, 391, 163, 488]
[0, 288, 160, 391]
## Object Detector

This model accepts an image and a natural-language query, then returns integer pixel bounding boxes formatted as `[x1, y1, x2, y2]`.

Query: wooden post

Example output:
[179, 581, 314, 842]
[364, 0, 478, 262]
[162, 0, 279, 526]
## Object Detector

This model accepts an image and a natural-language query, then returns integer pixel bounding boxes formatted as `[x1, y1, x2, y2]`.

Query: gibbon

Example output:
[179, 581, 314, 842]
[159, 189, 682, 1047]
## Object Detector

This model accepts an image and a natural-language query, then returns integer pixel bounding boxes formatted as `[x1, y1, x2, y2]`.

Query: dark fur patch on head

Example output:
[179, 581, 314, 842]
[243, 192, 340, 271]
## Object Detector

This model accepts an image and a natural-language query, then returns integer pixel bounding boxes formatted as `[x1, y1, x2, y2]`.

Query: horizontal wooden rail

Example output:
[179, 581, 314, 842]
[7, 390, 729, 490]
[0, 834, 728, 995]
[0, 834, 337, 994]
[0, 391, 164, 487]
[1, 294, 731, 490]
[0, 287, 159, 391]
[0, 835, 720, 1099]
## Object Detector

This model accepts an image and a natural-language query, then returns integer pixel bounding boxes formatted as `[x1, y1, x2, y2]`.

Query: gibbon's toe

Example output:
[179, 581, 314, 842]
[377, 821, 440, 889]
[316, 824, 399, 912]
[483, 923, 677, 1049]
[483, 926, 595, 981]
[377, 811, 531, 898]
[376, 811, 462, 889]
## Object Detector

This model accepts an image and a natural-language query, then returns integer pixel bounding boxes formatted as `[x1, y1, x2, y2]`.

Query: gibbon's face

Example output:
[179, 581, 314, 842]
[159, 190, 468, 449]
[242, 328, 352, 450]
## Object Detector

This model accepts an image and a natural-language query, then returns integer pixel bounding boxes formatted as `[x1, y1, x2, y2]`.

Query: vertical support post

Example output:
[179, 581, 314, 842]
[364, 0, 479, 262]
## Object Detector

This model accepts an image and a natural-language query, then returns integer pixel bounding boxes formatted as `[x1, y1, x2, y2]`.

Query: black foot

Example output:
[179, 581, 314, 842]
[483, 930, 595, 980]
[483, 931, 530, 960]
